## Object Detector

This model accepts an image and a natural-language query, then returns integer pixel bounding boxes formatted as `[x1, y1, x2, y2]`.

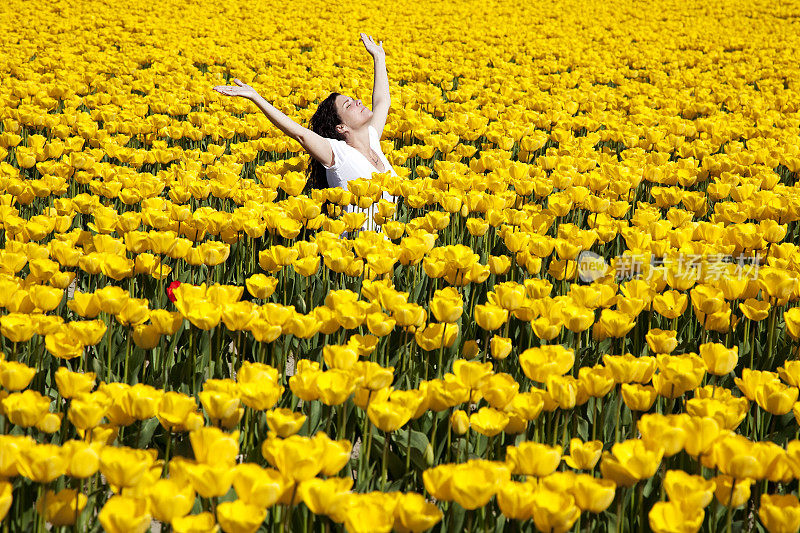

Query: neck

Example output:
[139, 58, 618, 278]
[343, 127, 370, 152]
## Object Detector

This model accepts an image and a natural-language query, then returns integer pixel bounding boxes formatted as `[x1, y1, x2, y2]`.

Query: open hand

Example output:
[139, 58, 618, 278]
[212, 78, 259, 100]
[360, 33, 385, 59]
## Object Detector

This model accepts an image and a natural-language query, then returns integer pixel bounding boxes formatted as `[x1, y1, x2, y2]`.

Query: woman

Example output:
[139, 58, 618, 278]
[213, 33, 396, 230]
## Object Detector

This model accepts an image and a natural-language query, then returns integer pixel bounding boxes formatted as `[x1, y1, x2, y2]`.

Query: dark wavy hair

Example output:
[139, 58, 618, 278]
[306, 92, 345, 192]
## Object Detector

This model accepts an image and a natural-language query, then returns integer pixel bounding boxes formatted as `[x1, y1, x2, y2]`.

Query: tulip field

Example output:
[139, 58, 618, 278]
[2, 0, 800, 531]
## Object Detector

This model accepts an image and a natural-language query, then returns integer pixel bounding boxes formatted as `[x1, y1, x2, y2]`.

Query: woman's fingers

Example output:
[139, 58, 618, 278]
[234, 78, 243, 86]
[212, 85, 240, 96]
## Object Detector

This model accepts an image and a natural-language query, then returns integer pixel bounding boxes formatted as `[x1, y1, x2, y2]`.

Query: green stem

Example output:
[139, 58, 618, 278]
[381, 431, 391, 491]
[283, 483, 298, 533]
[614, 386, 622, 443]
[726, 477, 736, 533]
[164, 431, 173, 477]
[123, 326, 132, 384]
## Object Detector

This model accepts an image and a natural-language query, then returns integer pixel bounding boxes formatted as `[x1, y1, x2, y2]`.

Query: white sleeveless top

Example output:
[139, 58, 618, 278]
[322, 125, 396, 232]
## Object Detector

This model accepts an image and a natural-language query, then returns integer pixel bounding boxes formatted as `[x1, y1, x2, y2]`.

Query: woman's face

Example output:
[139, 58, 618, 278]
[335, 94, 372, 132]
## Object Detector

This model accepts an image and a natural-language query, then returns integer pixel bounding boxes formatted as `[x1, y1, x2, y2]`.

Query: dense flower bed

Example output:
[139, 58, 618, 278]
[1, 0, 800, 531]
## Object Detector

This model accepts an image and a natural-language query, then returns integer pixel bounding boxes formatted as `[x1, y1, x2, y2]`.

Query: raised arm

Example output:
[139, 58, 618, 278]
[360, 33, 390, 135]
[213, 79, 334, 167]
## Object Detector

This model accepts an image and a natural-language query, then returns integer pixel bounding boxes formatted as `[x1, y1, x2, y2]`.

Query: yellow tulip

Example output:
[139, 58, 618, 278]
[651, 353, 706, 398]
[238, 379, 282, 411]
[0, 360, 36, 391]
[595, 309, 635, 338]
[245, 274, 278, 299]
[699, 342, 738, 376]
[450, 409, 469, 435]
[759, 267, 798, 303]
[739, 298, 770, 321]
[474, 303, 508, 331]
[3, 390, 51, 428]
[99, 446, 156, 488]
[786, 307, 800, 341]
[265, 408, 306, 437]
[430, 289, 463, 323]
[685, 397, 748, 431]
[98, 496, 151, 533]
[17, 443, 67, 483]
[547, 374, 581, 409]
[754, 381, 799, 415]
[481, 373, 518, 409]
[147, 479, 196, 523]
[653, 290, 688, 320]
[351, 361, 394, 391]
[190, 427, 240, 466]
[0, 482, 11, 522]
[648, 501, 704, 533]
[0, 313, 37, 343]
[45, 330, 85, 360]
[94, 286, 129, 315]
[449, 460, 509, 510]
[578, 365, 615, 397]
[323, 345, 359, 370]
[621, 383, 658, 411]
[506, 442, 561, 477]
[61, 440, 101, 479]
[600, 439, 663, 488]
[681, 416, 722, 459]
[393, 491, 443, 533]
[67, 292, 101, 318]
[414, 323, 458, 351]
[342, 492, 396, 533]
[119, 383, 163, 420]
[422, 463, 456, 501]
[28, 285, 63, 311]
[759, 494, 800, 533]
[496, 481, 535, 520]
[645, 328, 678, 354]
[179, 460, 236, 498]
[451, 359, 493, 390]
[233, 464, 286, 508]
[489, 336, 513, 360]
[735, 368, 781, 401]
[298, 477, 352, 518]
[713, 475, 753, 508]
[425, 377, 469, 411]
[779, 361, 800, 387]
[185, 300, 222, 330]
[314, 369, 358, 406]
[36, 489, 87, 527]
[68, 391, 111, 431]
[564, 438, 603, 470]
[469, 406, 509, 437]
[664, 469, 715, 509]
[531, 488, 581, 533]
[261, 435, 324, 482]
[67, 320, 107, 346]
[368, 398, 413, 432]
[157, 391, 202, 432]
[215, 500, 266, 533]
[198, 389, 240, 421]
[572, 474, 616, 513]
[712, 434, 764, 480]
[520, 345, 574, 383]
[315, 432, 352, 476]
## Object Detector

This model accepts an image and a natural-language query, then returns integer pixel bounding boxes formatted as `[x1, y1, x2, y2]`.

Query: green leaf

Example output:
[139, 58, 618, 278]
[394, 428, 434, 469]
[137, 418, 159, 448]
